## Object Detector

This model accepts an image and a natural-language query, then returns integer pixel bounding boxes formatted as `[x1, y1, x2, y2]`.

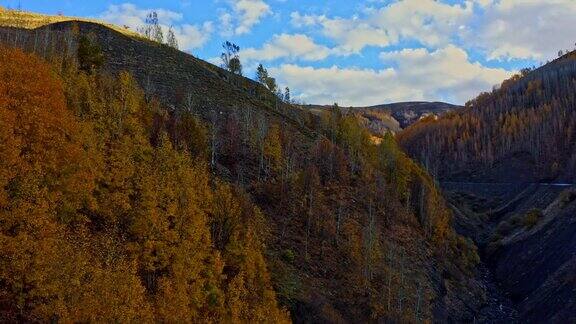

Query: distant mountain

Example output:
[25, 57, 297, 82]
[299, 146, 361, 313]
[361, 101, 462, 129]
[304, 101, 461, 134]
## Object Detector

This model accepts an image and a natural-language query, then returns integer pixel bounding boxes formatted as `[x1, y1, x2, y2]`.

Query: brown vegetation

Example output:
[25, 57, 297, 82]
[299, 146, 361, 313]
[399, 54, 576, 181]
[0, 19, 484, 322]
[0, 46, 288, 323]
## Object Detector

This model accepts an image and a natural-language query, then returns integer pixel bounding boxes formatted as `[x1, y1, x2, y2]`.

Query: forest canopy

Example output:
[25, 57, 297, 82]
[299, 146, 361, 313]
[0, 27, 478, 322]
[0, 46, 288, 323]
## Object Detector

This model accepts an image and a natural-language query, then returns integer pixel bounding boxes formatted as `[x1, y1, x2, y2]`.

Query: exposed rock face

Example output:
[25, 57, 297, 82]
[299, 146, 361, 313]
[491, 189, 576, 322]
[362, 102, 461, 129]
[443, 182, 576, 323]
[304, 102, 460, 134]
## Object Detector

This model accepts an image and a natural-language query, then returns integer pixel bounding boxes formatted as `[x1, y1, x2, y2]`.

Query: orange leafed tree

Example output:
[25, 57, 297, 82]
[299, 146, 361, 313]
[0, 46, 151, 322]
[0, 45, 289, 323]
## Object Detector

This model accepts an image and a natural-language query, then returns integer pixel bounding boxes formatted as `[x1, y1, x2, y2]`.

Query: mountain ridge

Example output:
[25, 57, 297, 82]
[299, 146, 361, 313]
[305, 101, 461, 135]
[399, 49, 576, 323]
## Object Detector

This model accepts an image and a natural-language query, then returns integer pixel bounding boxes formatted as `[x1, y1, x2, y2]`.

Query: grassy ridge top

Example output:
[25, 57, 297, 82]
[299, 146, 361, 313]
[0, 6, 139, 37]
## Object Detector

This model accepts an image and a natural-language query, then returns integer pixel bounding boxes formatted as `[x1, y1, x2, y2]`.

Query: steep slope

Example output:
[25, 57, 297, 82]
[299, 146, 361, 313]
[399, 52, 576, 322]
[0, 44, 290, 324]
[491, 188, 576, 322]
[442, 183, 576, 323]
[399, 52, 576, 182]
[0, 19, 487, 322]
[0, 20, 314, 138]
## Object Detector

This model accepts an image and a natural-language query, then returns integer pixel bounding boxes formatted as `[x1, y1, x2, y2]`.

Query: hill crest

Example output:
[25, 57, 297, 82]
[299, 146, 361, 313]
[0, 7, 140, 37]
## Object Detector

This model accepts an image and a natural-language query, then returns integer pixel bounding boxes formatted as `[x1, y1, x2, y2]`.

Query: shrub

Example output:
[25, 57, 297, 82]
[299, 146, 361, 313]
[77, 35, 104, 73]
[281, 249, 295, 263]
[559, 189, 576, 208]
[486, 240, 502, 258]
[522, 208, 543, 229]
[495, 219, 513, 236]
[509, 214, 523, 227]
[454, 236, 480, 274]
[273, 265, 301, 306]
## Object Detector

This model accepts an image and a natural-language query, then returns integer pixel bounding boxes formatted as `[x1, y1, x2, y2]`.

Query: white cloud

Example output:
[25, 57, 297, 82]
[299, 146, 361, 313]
[290, 13, 392, 53]
[371, 0, 473, 47]
[269, 45, 512, 106]
[464, 0, 576, 60]
[276, 0, 576, 61]
[380, 45, 511, 101]
[99, 3, 213, 50]
[99, 1, 572, 106]
[290, 0, 473, 53]
[291, 0, 576, 61]
[473, 0, 494, 7]
[242, 34, 333, 62]
[177, 22, 214, 50]
[100, 3, 182, 27]
[317, 17, 393, 54]
[219, 0, 271, 35]
[290, 12, 322, 28]
[270, 64, 405, 106]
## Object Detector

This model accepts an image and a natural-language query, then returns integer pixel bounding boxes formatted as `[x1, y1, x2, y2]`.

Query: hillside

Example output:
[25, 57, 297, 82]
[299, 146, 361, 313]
[399, 52, 576, 182]
[441, 182, 576, 323]
[363, 102, 462, 129]
[399, 51, 576, 322]
[0, 19, 490, 322]
[0, 19, 314, 134]
[305, 101, 460, 135]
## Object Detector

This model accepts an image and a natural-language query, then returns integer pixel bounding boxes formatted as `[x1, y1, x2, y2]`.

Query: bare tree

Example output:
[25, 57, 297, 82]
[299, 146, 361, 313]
[139, 11, 164, 43]
[256, 63, 268, 84]
[256, 116, 268, 180]
[166, 26, 178, 49]
[336, 202, 343, 245]
[209, 110, 221, 169]
[284, 87, 291, 103]
[386, 246, 395, 312]
[221, 41, 242, 75]
[415, 281, 423, 320]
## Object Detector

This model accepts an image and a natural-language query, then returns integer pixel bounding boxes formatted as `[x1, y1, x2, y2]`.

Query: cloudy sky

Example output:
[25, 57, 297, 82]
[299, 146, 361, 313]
[4, 0, 576, 106]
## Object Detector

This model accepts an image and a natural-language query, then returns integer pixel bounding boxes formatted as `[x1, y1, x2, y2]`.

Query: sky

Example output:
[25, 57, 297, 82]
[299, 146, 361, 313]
[3, 0, 576, 106]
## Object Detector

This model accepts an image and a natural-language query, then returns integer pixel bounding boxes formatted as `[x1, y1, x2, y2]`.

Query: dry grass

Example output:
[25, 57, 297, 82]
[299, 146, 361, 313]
[0, 6, 140, 37]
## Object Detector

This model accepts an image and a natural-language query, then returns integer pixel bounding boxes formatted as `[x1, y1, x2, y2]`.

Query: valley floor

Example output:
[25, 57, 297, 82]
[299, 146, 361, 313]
[442, 182, 576, 323]
[475, 259, 518, 323]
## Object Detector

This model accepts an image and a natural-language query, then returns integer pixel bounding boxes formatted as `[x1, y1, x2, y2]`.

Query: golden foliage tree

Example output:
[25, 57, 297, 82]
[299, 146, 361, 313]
[0, 45, 289, 322]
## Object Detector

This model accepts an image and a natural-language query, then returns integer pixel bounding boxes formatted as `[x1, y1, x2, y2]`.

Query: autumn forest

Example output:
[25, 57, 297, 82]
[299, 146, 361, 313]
[1, 5, 576, 323]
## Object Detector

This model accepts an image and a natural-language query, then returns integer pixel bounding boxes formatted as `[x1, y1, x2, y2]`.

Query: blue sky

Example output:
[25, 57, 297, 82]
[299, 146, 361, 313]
[3, 0, 576, 106]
